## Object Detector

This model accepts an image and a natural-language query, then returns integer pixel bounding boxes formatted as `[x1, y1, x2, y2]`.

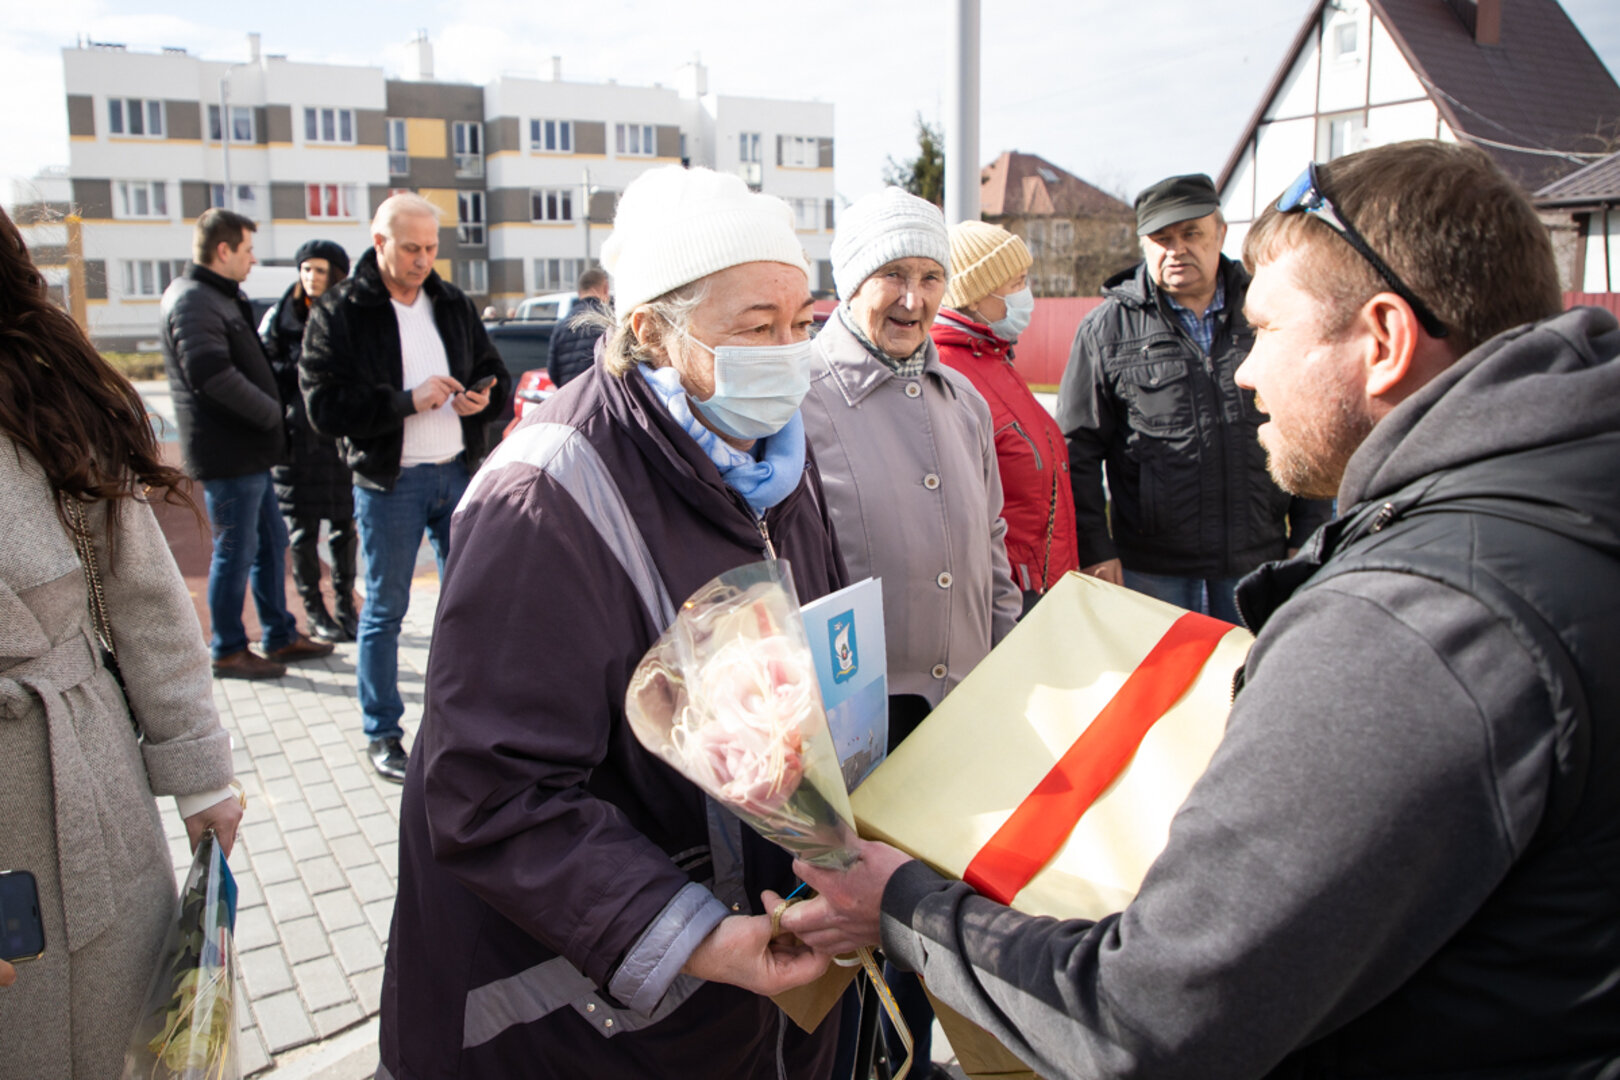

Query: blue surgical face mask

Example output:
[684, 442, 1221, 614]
[681, 332, 813, 440]
[988, 286, 1035, 341]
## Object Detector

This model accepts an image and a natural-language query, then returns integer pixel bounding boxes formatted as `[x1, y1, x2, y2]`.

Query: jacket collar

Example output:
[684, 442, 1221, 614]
[812, 308, 957, 407]
[931, 309, 1010, 355]
[1102, 256, 1249, 313]
[348, 247, 448, 308]
[186, 262, 245, 300]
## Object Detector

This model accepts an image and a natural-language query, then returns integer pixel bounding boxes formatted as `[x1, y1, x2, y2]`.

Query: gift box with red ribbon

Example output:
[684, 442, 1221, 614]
[850, 571, 1253, 1077]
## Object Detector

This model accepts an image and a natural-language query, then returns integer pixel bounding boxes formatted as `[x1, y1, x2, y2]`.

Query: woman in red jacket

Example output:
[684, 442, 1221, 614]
[932, 221, 1079, 613]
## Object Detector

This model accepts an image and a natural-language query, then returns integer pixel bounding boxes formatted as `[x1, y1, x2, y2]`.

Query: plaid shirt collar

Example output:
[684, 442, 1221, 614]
[1162, 275, 1226, 356]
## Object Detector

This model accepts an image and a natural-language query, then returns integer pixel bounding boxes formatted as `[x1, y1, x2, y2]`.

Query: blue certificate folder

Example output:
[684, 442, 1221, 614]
[800, 577, 888, 792]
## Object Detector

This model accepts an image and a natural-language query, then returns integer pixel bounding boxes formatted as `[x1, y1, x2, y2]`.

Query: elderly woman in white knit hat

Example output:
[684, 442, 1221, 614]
[932, 221, 1080, 615]
[378, 166, 847, 1080]
[800, 188, 1021, 1077]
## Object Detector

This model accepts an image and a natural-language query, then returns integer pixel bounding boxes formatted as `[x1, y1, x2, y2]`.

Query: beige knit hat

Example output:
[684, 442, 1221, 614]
[943, 221, 1033, 311]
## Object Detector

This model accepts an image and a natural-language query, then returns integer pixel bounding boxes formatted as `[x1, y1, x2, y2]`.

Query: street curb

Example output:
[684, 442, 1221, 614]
[258, 1018, 379, 1079]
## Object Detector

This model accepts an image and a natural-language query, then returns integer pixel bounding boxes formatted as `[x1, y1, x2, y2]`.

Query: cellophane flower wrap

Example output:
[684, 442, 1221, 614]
[626, 560, 859, 869]
[124, 830, 241, 1080]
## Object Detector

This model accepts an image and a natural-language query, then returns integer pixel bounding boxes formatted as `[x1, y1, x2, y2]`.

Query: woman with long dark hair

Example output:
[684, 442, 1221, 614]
[260, 239, 358, 641]
[0, 206, 242, 1075]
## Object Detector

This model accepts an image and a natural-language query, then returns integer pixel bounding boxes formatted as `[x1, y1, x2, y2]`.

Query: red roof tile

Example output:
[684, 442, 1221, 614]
[980, 151, 1132, 218]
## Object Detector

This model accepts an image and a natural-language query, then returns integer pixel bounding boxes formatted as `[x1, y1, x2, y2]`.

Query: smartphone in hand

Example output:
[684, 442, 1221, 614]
[0, 871, 44, 963]
[463, 374, 497, 395]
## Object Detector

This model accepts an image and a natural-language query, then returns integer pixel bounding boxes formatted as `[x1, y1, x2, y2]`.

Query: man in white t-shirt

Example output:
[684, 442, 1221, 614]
[302, 194, 508, 781]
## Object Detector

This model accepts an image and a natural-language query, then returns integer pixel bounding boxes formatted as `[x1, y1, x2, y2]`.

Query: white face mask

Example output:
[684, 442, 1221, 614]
[681, 332, 813, 440]
[988, 286, 1035, 341]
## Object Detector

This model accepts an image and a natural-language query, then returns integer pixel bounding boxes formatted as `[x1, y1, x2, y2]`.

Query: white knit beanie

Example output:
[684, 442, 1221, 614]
[830, 187, 951, 300]
[600, 165, 810, 313]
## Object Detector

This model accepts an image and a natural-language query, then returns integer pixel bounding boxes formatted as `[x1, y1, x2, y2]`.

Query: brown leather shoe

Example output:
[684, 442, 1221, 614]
[266, 632, 337, 664]
[212, 649, 288, 681]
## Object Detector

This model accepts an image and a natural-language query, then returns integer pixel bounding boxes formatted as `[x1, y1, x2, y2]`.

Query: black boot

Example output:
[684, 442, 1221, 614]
[305, 597, 346, 643]
[330, 518, 361, 640]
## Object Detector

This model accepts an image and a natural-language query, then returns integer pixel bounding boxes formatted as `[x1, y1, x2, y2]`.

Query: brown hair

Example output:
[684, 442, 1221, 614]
[1243, 140, 1561, 353]
[194, 207, 257, 265]
[578, 267, 609, 294]
[0, 206, 194, 535]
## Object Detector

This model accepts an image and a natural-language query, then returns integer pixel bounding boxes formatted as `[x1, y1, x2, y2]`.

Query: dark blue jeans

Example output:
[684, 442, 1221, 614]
[1123, 569, 1243, 625]
[202, 471, 298, 660]
[353, 459, 469, 740]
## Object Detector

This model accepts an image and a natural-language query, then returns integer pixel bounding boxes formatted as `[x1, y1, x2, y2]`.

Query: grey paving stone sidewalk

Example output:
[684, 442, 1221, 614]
[158, 583, 439, 1075]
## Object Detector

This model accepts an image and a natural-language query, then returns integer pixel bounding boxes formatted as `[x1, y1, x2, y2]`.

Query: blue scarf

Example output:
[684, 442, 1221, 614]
[637, 364, 806, 513]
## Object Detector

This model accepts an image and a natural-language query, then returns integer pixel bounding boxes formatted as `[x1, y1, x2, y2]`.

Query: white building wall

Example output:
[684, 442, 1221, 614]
[65, 44, 386, 342]
[709, 95, 835, 269]
[1582, 213, 1618, 291]
[1220, 2, 1442, 258]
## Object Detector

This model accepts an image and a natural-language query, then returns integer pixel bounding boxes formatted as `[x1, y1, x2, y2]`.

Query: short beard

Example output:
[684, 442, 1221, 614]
[1263, 368, 1375, 501]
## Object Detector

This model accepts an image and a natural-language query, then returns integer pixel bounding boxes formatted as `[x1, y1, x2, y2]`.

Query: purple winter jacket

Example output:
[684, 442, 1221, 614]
[377, 361, 847, 1078]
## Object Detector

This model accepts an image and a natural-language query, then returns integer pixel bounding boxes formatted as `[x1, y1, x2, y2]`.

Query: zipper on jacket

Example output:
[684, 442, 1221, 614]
[756, 514, 778, 561]
[997, 421, 1044, 471]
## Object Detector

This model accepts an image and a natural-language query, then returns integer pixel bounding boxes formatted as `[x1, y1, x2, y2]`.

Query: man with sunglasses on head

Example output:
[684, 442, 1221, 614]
[779, 140, 1620, 1077]
[1058, 173, 1330, 623]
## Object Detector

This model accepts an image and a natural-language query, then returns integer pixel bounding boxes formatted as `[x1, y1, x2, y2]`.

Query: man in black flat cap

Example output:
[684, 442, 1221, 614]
[1056, 173, 1329, 620]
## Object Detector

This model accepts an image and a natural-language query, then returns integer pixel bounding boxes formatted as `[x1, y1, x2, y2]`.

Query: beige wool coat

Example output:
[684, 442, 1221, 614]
[0, 436, 234, 1077]
[801, 313, 1021, 708]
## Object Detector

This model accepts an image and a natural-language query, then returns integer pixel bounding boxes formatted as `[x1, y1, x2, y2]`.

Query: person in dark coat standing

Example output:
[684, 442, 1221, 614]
[160, 208, 333, 679]
[377, 165, 844, 1079]
[259, 239, 357, 642]
[545, 266, 611, 387]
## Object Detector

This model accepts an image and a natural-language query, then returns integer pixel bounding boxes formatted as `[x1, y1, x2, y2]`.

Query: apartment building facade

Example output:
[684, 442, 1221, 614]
[51, 35, 836, 349]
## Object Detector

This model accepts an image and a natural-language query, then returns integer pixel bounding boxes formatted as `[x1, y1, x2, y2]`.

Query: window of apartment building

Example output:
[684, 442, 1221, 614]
[1026, 220, 1047, 258]
[115, 180, 168, 219]
[387, 118, 408, 175]
[458, 191, 485, 245]
[1052, 220, 1074, 251]
[305, 107, 356, 145]
[790, 198, 818, 231]
[780, 135, 818, 168]
[534, 257, 585, 291]
[462, 259, 488, 295]
[530, 188, 574, 223]
[209, 183, 259, 214]
[121, 259, 187, 298]
[531, 119, 573, 153]
[108, 98, 164, 138]
[453, 122, 483, 177]
[739, 132, 761, 164]
[1332, 19, 1360, 61]
[615, 123, 654, 157]
[208, 105, 255, 143]
[306, 183, 357, 219]
[1324, 113, 1362, 160]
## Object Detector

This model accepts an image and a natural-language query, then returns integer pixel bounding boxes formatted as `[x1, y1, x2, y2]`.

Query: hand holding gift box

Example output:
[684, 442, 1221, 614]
[784, 571, 1252, 1079]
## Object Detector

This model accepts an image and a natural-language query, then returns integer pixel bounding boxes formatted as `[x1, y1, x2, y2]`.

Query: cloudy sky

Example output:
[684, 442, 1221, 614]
[6, 0, 1620, 207]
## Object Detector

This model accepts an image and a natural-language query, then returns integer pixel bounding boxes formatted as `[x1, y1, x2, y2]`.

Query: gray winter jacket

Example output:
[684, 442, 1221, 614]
[801, 312, 1021, 707]
[877, 307, 1620, 1078]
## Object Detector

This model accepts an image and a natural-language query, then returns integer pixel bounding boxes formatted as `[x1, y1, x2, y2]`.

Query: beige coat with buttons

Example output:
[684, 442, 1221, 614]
[801, 313, 1021, 708]
[0, 436, 235, 1077]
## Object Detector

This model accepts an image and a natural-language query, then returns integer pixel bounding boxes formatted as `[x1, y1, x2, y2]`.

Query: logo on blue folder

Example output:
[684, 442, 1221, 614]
[829, 610, 858, 684]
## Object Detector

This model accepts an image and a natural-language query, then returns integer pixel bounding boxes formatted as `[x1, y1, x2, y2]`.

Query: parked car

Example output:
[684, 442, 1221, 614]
[501, 367, 558, 439]
[482, 291, 581, 435]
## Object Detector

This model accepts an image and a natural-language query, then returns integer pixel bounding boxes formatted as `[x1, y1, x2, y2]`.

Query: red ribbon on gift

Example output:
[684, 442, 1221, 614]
[962, 611, 1236, 905]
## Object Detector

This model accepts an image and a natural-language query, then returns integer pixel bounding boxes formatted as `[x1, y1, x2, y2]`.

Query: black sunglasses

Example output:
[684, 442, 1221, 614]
[1275, 163, 1449, 339]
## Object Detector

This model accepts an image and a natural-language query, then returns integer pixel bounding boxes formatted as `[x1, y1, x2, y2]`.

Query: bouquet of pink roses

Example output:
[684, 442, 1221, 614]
[626, 560, 859, 869]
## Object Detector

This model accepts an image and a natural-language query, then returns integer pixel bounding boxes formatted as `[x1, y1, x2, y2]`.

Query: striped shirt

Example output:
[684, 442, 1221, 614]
[1164, 276, 1227, 357]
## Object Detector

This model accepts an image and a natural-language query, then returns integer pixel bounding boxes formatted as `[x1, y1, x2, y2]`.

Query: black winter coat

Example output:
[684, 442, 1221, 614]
[300, 249, 509, 491]
[160, 263, 285, 480]
[379, 368, 847, 1078]
[546, 294, 609, 387]
[259, 284, 353, 522]
[1057, 258, 1332, 577]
